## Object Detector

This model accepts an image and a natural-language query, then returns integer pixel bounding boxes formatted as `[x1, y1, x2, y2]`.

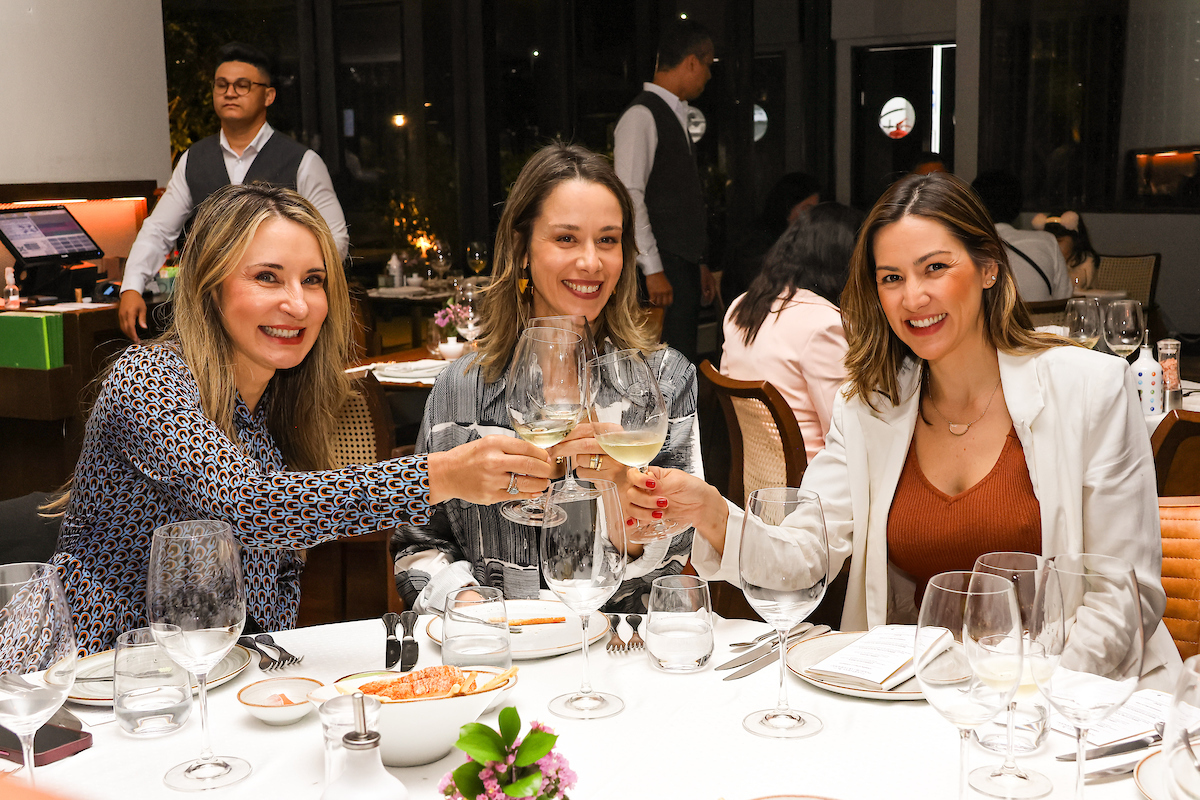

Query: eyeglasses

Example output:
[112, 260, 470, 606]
[213, 78, 270, 96]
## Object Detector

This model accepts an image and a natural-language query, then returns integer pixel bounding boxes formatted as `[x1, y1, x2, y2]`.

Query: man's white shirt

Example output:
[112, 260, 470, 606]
[994, 222, 1072, 302]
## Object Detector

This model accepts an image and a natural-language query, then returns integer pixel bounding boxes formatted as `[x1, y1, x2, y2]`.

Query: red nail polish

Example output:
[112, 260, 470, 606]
[626, 518, 635, 526]
[656, 498, 669, 508]
[652, 510, 664, 519]
[645, 479, 657, 489]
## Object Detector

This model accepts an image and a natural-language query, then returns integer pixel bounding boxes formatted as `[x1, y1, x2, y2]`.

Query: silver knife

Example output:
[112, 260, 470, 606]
[1057, 732, 1161, 761]
[1084, 758, 1143, 783]
[716, 624, 813, 671]
[399, 610, 419, 672]
[723, 625, 832, 681]
[383, 612, 402, 669]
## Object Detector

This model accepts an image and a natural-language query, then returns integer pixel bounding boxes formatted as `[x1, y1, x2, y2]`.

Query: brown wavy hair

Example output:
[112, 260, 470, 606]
[476, 141, 656, 383]
[840, 171, 1064, 409]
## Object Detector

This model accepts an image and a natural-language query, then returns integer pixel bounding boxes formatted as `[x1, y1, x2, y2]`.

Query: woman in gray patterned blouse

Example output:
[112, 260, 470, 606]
[393, 142, 700, 613]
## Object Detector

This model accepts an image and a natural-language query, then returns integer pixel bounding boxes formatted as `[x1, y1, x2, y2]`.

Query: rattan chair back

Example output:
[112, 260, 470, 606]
[333, 372, 396, 467]
[1025, 298, 1068, 328]
[1094, 253, 1161, 306]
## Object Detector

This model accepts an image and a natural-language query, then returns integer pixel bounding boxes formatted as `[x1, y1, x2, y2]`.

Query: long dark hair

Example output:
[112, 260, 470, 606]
[729, 202, 862, 346]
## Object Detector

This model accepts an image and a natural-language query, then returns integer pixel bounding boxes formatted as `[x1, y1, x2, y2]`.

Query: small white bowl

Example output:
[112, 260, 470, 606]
[407, 275, 425, 287]
[438, 340, 465, 360]
[238, 677, 323, 725]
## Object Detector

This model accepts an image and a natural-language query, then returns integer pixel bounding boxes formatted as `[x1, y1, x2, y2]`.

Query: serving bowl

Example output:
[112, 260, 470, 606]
[237, 676, 323, 725]
[332, 665, 518, 766]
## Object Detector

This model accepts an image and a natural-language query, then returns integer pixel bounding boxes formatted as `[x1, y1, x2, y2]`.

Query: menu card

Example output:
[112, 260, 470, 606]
[1050, 689, 1171, 745]
[806, 625, 951, 691]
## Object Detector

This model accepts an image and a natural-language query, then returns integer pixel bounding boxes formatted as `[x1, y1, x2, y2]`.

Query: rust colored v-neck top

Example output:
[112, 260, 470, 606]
[888, 426, 1042, 604]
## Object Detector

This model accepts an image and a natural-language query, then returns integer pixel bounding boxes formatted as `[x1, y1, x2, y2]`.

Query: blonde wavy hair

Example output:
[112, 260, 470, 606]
[475, 141, 657, 383]
[840, 171, 1065, 409]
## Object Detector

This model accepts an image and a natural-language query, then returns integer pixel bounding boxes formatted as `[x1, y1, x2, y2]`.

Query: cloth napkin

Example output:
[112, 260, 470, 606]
[1035, 325, 1069, 337]
[373, 360, 449, 381]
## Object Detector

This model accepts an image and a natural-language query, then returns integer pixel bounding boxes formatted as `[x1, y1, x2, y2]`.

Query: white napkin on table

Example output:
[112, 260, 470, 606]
[374, 360, 449, 380]
[1035, 325, 1069, 337]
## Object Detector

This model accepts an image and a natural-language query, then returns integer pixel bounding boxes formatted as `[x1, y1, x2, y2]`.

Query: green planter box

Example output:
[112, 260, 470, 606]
[0, 311, 64, 369]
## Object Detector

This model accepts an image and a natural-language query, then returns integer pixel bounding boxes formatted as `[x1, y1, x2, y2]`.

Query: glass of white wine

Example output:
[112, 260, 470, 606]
[467, 240, 489, 276]
[587, 348, 674, 542]
[1104, 299, 1144, 359]
[502, 326, 586, 526]
[147, 520, 249, 791]
[1065, 297, 1101, 349]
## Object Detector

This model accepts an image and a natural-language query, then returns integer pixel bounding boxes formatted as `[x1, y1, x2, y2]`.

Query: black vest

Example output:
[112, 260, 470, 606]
[184, 130, 308, 226]
[626, 90, 707, 264]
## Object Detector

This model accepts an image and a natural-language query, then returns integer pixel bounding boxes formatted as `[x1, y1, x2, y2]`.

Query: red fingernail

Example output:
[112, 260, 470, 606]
[645, 479, 657, 489]
[626, 518, 635, 527]
[652, 510, 664, 519]
[656, 498, 669, 508]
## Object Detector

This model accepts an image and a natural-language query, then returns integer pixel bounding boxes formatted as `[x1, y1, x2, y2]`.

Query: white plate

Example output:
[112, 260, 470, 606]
[426, 599, 609, 660]
[67, 645, 253, 706]
[1136, 749, 1167, 800]
[785, 631, 924, 701]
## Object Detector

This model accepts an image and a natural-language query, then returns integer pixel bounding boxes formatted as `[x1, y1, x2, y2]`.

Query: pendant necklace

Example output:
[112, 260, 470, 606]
[927, 376, 1002, 436]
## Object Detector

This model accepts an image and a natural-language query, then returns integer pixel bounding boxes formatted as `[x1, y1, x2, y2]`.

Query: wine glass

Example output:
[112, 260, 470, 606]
[466, 240, 489, 276]
[588, 348, 675, 543]
[455, 283, 483, 344]
[430, 240, 452, 282]
[970, 552, 1053, 799]
[1029, 553, 1143, 800]
[737, 487, 829, 738]
[1065, 298, 1102, 349]
[915, 571, 1022, 800]
[540, 478, 627, 719]
[1163, 655, 1200, 799]
[502, 327, 586, 526]
[147, 520, 250, 791]
[0, 563, 76, 787]
[1104, 299, 1144, 359]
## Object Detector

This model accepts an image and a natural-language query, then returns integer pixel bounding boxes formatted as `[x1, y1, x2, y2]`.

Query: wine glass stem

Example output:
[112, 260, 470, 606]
[20, 732, 35, 786]
[1074, 727, 1087, 800]
[1002, 701, 1020, 772]
[959, 728, 972, 800]
[577, 616, 593, 696]
[196, 673, 214, 762]
[639, 465, 666, 535]
[774, 627, 790, 713]
[561, 454, 579, 491]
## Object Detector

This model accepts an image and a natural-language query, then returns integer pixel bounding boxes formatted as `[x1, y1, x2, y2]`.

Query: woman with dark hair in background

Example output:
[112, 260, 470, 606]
[720, 202, 862, 461]
[1033, 210, 1097, 289]
[723, 172, 822, 300]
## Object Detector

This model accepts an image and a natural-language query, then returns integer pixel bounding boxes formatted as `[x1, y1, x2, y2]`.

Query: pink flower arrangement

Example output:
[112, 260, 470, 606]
[434, 302, 472, 338]
[439, 707, 576, 800]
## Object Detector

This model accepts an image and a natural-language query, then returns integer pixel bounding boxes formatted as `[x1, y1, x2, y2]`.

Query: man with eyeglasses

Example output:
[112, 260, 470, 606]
[119, 41, 348, 342]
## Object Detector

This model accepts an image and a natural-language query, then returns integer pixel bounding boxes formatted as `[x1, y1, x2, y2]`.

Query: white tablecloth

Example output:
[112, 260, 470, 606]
[34, 617, 1156, 800]
[1146, 379, 1200, 436]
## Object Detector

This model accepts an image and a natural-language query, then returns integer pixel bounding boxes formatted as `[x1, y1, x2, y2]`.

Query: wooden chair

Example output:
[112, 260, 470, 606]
[1093, 253, 1161, 307]
[1152, 410, 1200, 496]
[1025, 298, 1068, 328]
[1159, 496, 1200, 659]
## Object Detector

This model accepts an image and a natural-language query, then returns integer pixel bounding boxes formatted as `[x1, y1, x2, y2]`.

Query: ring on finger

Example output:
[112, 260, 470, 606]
[589, 454, 604, 471]
[506, 472, 520, 495]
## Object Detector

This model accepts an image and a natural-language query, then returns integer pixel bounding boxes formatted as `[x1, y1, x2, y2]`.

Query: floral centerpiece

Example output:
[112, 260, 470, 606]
[439, 707, 576, 800]
[434, 302, 472, 339]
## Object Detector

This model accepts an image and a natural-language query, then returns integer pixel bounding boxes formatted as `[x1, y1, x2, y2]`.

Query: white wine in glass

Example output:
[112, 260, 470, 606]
[467, 240, 489, 275]
[1065, 297, 1101, 349]
[1104, 299, 1144, 358]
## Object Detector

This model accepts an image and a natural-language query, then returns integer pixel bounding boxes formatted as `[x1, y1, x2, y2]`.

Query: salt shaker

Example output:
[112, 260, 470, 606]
[320, 692, 407, 800]
[387, 253, 404, 288]
[1132, 336, 1165, 415]
[1158, 338, 1183, 412]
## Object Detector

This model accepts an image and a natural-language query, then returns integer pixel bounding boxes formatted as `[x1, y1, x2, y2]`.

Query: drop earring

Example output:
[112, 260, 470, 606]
[518, 260, 532, 296]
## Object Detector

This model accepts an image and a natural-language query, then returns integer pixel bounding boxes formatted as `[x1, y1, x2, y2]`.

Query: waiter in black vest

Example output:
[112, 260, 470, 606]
[614, 20, 717, 362]
[119, 42, 349, 342]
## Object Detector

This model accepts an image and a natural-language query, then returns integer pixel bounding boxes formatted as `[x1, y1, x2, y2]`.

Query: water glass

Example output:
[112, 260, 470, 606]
[318, 694, 382, 785]
[646, 575, 713, 672]
[441, 586, 512, 670]
[114, 627, 192, 737]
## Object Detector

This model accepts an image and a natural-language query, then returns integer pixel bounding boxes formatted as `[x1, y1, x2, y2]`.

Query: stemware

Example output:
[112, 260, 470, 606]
[1104, 299, 1145, 358]
[915, 571, 1022, 800]
[737, 488, 829, 738]
[0, 563, 76, 787]
[1029, 553, 1143, 800]
[588, 348, 675, 542]
[1065, 297, 1102, 349]
[1163, 655, 1200, 799]
[502, 326, 586, 526]
[429, 240, 452, 281]
[147, 520, 250, 791]
[970, 552, 1053, 798]
[466, 240, 489, 276]
[540, 478, 627, 719]
[455, 283, 483, 343]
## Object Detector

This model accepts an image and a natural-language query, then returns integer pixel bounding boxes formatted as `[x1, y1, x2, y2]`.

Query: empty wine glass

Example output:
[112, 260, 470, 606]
[147, 520, 250, 790]
[529, 315, 599, 503]
[916, 571, 1022, 800]
[430, 240, 452, 282]
[1104, 299, 1144, 359]
[1065, 298, 1102, 349]
[738, 488, 829, 738]
[456, 284, 483, 343]
[540, 478, 627, 719]
[970, 552, 1053, 799]
[1030, 553, 1143, 800]
[0, 563, 76, 787]
[503, 327, 586, 526]
[588, 348, 676, 543]
[1163, 655, 1200, 799]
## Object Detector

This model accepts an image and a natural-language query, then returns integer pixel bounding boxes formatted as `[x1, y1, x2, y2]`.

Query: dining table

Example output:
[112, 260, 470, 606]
[30, 614, 1165, 800]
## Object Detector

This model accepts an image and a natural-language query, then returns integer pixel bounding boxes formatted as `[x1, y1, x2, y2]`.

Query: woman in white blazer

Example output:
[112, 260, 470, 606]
[627, 172, 1179, 686]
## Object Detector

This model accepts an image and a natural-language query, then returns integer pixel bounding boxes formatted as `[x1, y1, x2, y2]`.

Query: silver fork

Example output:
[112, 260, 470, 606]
[255, 633, 303, 667]
[238, 636, 279, 671]
[606, 614, 627, 653]
[626, 614, 645, 651]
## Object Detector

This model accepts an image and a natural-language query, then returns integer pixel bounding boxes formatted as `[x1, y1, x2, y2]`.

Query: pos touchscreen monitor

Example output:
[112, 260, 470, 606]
[0, 205, 104, 300]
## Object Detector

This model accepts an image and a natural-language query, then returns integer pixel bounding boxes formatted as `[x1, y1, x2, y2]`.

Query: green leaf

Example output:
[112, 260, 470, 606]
[513, 730, 557, 767]
[452, 761, 486, 799]
[502, 769, 544, 798]
[456, 723, 508, 764]
[499, 706, 521, 747]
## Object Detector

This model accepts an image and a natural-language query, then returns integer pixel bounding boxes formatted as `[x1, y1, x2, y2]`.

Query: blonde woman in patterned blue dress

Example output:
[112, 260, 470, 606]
[47, 184, 552, 654]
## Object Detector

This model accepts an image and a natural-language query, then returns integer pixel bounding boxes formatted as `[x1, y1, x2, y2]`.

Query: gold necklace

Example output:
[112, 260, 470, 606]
[926, 377, 1003, 436]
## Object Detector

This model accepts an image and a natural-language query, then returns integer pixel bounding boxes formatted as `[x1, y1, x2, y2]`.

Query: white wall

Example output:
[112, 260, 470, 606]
[0, 0, 172, 187]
